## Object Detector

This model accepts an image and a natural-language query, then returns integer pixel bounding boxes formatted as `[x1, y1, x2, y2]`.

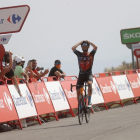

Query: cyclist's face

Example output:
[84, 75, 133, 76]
[81, 45, 89, 52]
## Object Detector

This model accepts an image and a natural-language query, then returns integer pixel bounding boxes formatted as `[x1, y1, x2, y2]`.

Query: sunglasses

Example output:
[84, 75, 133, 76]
[82, 43, 88, 46]
[55, 62, 61, 65]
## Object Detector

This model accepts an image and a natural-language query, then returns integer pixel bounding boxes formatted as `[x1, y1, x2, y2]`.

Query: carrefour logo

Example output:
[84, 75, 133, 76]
[43, 88, 50, 104]
[26, 90, 34, 107]
[7, 14, 21, 24]
[125, 80, 131, 91]
[94, 83, 101, 96]
[0, 38, 7, 42]
[123, 33, 140, 40]
[59, 87, 66, 101]
[3, 92, 13, 111]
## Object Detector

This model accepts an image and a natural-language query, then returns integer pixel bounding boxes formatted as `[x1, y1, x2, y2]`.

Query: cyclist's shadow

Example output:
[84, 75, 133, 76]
[26, 124, 79, 131]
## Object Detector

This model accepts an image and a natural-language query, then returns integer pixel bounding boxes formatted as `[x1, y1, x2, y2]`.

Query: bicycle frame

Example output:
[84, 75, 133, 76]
[71, 84, 91, 124]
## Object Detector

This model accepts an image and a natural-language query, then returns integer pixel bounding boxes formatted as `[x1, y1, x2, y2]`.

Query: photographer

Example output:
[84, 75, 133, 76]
[31, 59, 44, 75]
[2, 51, 22, 97]
[27, 60, 49, 81]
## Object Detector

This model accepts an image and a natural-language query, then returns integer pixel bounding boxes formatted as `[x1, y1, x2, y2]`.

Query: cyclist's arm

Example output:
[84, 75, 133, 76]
[71, 41, 83, 52]
[87, 40, 97, 50]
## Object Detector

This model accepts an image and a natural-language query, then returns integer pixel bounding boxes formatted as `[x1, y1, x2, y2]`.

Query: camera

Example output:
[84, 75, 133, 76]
[40, 67, 44, 70]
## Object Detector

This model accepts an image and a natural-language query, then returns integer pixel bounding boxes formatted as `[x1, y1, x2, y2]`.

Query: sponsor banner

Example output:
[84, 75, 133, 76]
[112, 75, 134, 99]
[96, 76, 121, 103]
[29, 82, 55, 115]
[44, 81, 70, 112]
[120, 28, 140, 44]
[0, 5, 30, 34]
[8, 84, 37, 119]
[0, 34, 12, 44]
[91, 78, 105, 104]
[0, 85, 18, 123]
[134, 49, 140, 58]
[126, 73, 140, 97]
[60, 80, 78, 109]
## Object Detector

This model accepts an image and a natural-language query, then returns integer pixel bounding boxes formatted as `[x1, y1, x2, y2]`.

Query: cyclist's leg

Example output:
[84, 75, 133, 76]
[86, 75, 93, 107]
[76, 75, 84, 108]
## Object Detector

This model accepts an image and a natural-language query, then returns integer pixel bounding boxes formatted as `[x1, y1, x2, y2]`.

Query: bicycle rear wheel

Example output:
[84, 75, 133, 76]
[85, 107, 90, 123]
[78, 99, 84, 125]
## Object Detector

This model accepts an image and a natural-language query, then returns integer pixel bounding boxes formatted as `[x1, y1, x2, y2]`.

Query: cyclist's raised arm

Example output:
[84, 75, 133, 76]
[71, 41, 83, 52]
[87, 40, 97, 50]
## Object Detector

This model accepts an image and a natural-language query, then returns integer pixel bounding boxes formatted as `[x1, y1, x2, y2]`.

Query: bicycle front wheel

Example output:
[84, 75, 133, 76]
[85, 107, 90, 123]
[78, 100, 84, 125]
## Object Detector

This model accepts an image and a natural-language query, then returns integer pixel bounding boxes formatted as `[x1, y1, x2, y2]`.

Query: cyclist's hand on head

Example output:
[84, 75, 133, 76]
[80, 40, 83, 45]
[86, 40, 91, 44]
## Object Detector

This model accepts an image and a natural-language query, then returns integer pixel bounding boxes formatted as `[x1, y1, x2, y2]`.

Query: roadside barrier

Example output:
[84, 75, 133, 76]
[28, 79, 58, 121]
[43, 77, 75, 117]
[111, 71, 137, 105]
[59, 76, 77, 116]
[6, 79, 41, 129]
[125, 70, 140, 102]
[1, 72, 140, 130]
[91, 77, 105, 106]
[94, 72, 123, 109]
[0, 80, 22, 129]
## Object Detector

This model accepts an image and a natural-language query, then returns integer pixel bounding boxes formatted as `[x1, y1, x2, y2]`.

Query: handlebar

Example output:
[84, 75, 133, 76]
[71, 84, 89, 92]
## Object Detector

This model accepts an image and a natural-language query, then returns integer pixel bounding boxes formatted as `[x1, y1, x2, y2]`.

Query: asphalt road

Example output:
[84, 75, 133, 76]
[1, 103, 140, 140]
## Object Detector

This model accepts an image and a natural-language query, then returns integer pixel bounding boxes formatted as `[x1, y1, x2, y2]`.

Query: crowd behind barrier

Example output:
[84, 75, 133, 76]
[1, 70, 140, 130]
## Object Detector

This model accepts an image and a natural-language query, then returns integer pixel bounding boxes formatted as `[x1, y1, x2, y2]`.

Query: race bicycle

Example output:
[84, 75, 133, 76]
[71, 84, 91, 125]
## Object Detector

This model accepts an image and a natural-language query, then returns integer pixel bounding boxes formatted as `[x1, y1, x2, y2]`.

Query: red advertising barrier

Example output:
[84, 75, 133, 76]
[43, 77, 75, 117]
[125, 70, 140, 100]
[60, 76, 94, 114]
[28, 81, 58, 121]
[111, 71, 137, 105]
[95, 73, 123, 108]
[6, 79, 42, 127]
[0, 81, 22, 129]
[60, 76, 78, 110]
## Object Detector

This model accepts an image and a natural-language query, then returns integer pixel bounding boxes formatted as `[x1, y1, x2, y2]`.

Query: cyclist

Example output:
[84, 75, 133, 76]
[71, 40, 97, 108]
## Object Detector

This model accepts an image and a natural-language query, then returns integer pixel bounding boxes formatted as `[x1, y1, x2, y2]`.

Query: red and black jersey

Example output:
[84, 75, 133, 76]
[74, 49, 96, 74]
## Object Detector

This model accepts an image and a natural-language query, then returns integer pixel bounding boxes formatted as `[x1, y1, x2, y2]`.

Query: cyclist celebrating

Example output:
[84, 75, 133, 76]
[71, 40, 97, 108]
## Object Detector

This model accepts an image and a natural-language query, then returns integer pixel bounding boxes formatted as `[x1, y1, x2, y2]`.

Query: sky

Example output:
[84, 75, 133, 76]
[1, 0, 140, 76]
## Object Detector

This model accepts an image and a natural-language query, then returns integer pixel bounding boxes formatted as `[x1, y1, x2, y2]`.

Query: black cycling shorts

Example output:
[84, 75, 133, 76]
[76, 74, 93, 89]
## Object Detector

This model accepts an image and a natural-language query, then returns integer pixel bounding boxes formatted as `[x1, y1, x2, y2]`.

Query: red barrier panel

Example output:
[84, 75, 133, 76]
[6, 79, 42, 127]
[95, 73, 123, 108]
[0, 81, 22, 129]
[43, 77, 75, 117]
[125, 70, 140, 100]
[111, 71, 137, 105]
[28, 81, 58, 121]
[60, 76, 94, 114]
[60, 76, 78, 109]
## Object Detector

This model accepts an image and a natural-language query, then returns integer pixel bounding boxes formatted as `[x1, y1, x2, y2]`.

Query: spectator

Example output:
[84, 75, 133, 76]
[48, 60, 66, 118]
[12, 55, 19, 71]
[14, 56, 29, 84]
[0, 67, 11, 85]
[2, 51, 22, 97]
[25, 60, 49, 82]
[31, 59, 41, 75]
[0, 67, 11, 78]
[49, 60, 66, 79]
